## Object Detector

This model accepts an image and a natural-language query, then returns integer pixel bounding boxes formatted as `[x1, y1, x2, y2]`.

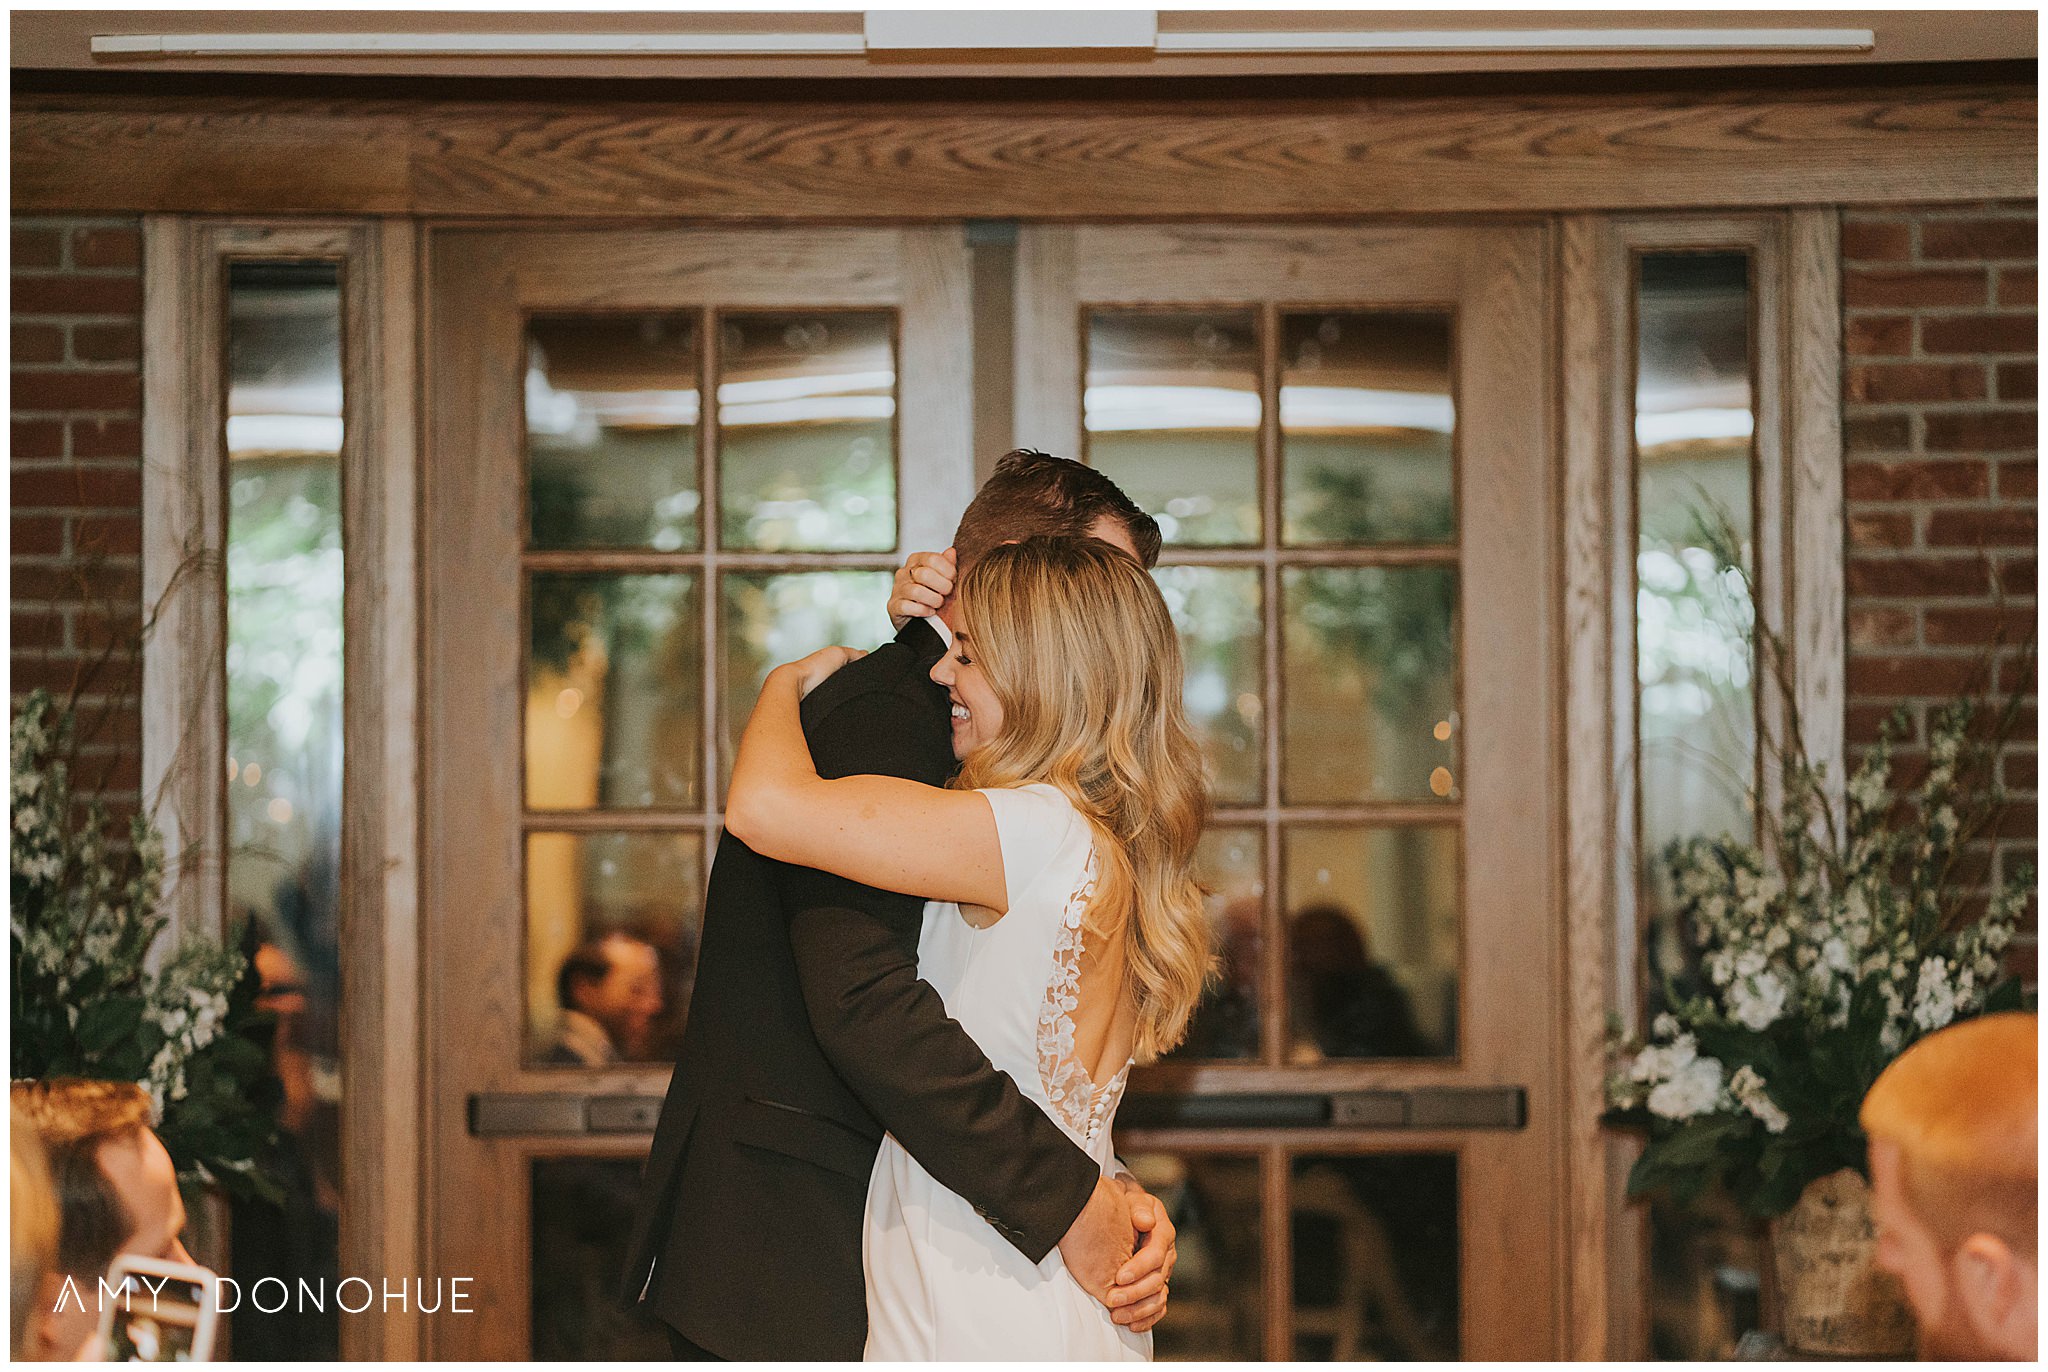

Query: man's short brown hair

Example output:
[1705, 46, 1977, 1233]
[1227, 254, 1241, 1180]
[10, 1079, 151, 1280]
[951, 450, 1162, 571]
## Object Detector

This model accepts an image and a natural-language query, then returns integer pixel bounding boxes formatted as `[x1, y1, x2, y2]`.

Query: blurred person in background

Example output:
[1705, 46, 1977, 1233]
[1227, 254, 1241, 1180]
[549, 931, 666, 1066]
[12, 1101, 60, 1358]
[1861, 1010, 2036, 1361]
[11, 1079, 198, 1360]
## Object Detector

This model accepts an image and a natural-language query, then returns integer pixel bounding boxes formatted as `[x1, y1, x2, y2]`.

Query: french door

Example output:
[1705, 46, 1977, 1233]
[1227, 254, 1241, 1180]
[421, 222, 1560, 1360]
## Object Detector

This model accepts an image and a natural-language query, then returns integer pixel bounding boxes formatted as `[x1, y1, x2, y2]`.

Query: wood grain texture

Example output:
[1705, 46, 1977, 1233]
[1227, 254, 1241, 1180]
[1787, 210, 1847, 800]
[14, 82, 2034, 219]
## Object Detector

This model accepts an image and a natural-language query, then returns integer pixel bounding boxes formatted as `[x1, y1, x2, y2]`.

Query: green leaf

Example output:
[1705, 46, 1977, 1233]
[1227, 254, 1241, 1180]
[74, 996, 146, 1057]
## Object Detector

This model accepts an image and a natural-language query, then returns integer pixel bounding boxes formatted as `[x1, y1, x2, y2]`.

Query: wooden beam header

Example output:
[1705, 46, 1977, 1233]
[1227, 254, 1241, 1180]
[13, 81, 2034, 220]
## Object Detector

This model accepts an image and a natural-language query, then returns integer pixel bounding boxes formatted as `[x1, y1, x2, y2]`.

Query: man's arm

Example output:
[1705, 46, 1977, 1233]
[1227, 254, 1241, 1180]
[775, 686, 1101, 1262]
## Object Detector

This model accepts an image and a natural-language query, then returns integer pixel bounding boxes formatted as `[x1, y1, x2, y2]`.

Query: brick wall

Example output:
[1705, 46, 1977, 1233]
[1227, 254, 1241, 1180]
[1842, 201, 2038, 974]
[10, 216, 146, 827]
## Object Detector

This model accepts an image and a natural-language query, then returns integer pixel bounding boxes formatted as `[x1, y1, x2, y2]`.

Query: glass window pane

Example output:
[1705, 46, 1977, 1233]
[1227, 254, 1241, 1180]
[1282, 312, 1456, 546]
[1636, 253, 1763, 1360]
[526, 831, 703, 1068]
[1283, 826, 1458, 1059]
[223, 259, 345, 1360]
[525, 313, 701, 551]
[532, 1158, 676, 1359]
[527, 573, 702, 811]
[1121, 1152, 1264, 1360]
[1291, 1154, 1459, 1360]
[718, 571, 894, 797]
[1154, 565, 1262, 804]
[1170, 827, 1265, 1062]
[717, 311, 897, 551]
[1282, 566, 1458, 805]
[1085, 311, 1261, 546]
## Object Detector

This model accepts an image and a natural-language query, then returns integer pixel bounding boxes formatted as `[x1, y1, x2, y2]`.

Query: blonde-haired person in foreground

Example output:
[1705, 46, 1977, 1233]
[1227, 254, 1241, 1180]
[1860, 1010, 2036, 1360]
[728, 535, 1210, 1360]
[12, 1102, 59, 1358]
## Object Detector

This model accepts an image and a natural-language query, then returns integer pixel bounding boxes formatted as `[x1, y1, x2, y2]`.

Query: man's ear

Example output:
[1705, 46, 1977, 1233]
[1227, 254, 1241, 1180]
[1952, 1232, 2034, 1358]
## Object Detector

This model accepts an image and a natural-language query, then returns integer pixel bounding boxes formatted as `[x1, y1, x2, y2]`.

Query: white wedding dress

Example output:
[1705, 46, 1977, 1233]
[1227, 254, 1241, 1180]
[862, 783, 1151, 1361]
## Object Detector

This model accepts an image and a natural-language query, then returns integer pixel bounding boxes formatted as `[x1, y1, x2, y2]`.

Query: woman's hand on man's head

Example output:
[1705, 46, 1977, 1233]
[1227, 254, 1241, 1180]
[889, 547, 956, 630]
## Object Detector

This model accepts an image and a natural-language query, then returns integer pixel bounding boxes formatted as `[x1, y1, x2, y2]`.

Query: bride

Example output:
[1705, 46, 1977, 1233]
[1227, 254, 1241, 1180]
[726, 534, 1212, 1360]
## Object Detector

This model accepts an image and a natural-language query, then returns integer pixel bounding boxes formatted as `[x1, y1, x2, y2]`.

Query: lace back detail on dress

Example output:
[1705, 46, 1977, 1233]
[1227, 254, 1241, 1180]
[1036, 844, 1130, 1144]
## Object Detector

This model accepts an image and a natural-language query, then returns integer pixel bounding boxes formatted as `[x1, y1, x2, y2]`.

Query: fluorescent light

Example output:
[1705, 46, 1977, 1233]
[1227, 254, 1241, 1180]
[227, 414, 344, 456]
[1156, 28, 1875, 55]
[93, 32, 866, 58]
[865, 11, 1157, 52]
[1636, 408, 1757, 448]
[92, 24, 1875, 61]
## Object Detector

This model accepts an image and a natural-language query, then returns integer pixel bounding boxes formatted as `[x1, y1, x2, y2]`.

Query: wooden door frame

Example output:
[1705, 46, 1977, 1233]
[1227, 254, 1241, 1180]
[138, 216, 424, 1361]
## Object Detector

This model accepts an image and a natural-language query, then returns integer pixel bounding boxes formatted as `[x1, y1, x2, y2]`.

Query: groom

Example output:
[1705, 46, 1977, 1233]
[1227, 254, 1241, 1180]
[620, 451, 1175, 1360]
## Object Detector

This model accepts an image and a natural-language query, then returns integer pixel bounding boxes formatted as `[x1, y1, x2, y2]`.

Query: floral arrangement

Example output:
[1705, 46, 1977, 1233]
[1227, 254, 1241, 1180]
[1606, 656, 2032, 1218]
[12, 689, 284, 1203]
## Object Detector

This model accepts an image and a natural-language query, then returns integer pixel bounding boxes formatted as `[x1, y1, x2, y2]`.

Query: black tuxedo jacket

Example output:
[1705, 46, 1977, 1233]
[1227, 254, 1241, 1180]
[617, 617, 1100, 1360]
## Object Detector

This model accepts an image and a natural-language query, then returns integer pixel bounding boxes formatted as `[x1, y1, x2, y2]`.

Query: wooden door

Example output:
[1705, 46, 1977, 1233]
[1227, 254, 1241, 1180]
[1014, 224, 1562, 1360]
[420, 226, 972, 1359]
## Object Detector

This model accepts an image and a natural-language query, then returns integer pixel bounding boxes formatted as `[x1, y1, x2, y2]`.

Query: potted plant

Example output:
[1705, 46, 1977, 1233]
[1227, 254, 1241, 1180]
[12, 688, 285, 1207]
[1606, 599, 2033, 1355]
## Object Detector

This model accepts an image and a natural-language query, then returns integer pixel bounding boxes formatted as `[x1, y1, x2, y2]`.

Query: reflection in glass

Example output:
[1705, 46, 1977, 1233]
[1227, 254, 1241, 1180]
[527, 574, 702, 811]
[223, 259, 344, 1358]
[1085, 311, 1261, 546]
[718, 312, 896, 551]
[1153, 566, 1262, 804]
[526, 831, 704, 1068]
[533, 1158, 675, 1360]
[1171, 828, 1265, 1062]
[525, 314, 701, 551]
[1121, 1153, 1264, 1360]
[1291, 1154, 1458, 1360]
[1282, 567, 1458, 804]
[1282, 312, 1456, 546]
[1283, 827, 1458, 1059]
[718, 571, 894, 795]
[1636, 254, 1763, 1361]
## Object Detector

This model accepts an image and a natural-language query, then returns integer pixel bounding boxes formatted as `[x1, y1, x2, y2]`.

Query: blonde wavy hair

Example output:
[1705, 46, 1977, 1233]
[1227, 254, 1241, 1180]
[951, 536, 1213, 1062]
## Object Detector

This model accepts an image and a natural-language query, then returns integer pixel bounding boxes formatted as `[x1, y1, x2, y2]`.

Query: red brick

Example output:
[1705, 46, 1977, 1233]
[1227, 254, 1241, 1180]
[10, 418, 63, 460]
[1920, 314, 2038, 355]
[1997, 458, 2037, 498]
[1920, 217, 2037, 261]
[67, 227, 140, 271]
[1998, 362, 2037, 402]
[1846, 556, 1990, 597]
[1845, 314, 1913, 356]
[10, 657, 89, 695]
[1844, 458, 1990, 501]
[68, 417, 141, 459]
[10, 322, 64, 364]
[71, 515, 140, 557]
[1842, 220, 1914, 262]
[8, 562, 140, 605]
[1847, 362, 1988, 404]
[71, 322, 139, 363]
[1847, 510, 1916, 549]
[1849, 607, 1917, 648]
[10, 226, 62, 269]
[1998, 269, 2036, 307]
[1923, 410, 2038, 453]
[10, 610, 62, 650]
[11, 516, 65, 556]
[9, 274, 142, 316]
[1926, 507, 2037, 548]
[1848, 702, 1910, 745]
[11, 465, 140, 510]
[1998, 559, 2036, 597]
[1849, 654, 1997, 698]
[1844, 413, 1913, 454]
[1923, 605, 2028, 646]
[9, 369, 140, 414]
[2003, 750, 2038, 792]
[1991, 803, 2038, 840]
[1844, 268, 1990, 309]
[72, 610, 140, 653]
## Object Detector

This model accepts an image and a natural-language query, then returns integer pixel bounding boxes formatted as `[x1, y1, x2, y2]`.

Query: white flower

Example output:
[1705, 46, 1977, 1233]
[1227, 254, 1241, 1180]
[1648, 1056, 1726, 1121]
[1729, 969, 1790, 1031]
[1820, 936, 1853, 974]
[1729, 1065, 1791, 1134]
[1652, 1013, 1680, 1039]
[1911, 957, 1959, 1032]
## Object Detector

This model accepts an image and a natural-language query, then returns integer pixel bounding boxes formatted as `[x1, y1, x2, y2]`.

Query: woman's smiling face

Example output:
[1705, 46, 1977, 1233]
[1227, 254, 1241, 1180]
[928, 625, 1004, 757]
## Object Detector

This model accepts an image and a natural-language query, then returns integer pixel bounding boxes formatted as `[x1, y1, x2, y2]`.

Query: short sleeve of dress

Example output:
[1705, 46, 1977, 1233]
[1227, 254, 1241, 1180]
[975, 783, 1080, 912]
